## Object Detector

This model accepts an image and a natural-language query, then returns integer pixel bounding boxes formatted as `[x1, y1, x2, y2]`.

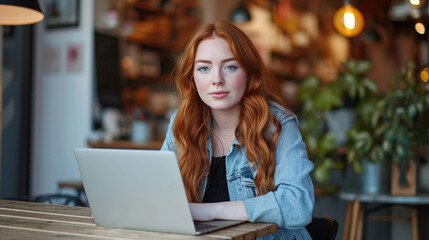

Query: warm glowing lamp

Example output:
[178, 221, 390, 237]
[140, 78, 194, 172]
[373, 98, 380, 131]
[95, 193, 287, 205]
[410, 0, 420, 6]
[0, 0, 44, 25]
[415, 22, 426, 34]
[420, 67, 429, 82]
[333, 3, 365, 38]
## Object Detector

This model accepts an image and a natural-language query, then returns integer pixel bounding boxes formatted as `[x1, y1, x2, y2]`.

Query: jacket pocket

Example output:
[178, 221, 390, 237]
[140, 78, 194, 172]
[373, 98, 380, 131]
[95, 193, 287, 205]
[227, 166, 257, 199]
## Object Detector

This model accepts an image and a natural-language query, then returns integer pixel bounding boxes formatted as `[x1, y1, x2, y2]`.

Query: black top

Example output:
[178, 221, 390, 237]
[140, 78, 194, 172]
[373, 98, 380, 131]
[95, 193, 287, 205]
[202, 156, 230, 203]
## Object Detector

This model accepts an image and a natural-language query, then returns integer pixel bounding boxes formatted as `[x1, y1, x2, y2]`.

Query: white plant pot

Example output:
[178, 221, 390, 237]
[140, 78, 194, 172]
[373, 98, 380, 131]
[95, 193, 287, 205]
[361, 159, 390, 194]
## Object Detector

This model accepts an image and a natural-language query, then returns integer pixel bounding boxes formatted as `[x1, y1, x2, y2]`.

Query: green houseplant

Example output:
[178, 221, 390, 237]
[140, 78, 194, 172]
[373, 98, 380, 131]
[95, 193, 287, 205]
[343, 58, 383, 174]
[300, 59, 429, 190]
[298, 74, 343, 184]
[345, 62, 429, 194]
[346, 96, 383, 174]
[299, 59, 378, 183]
[348, 62, 429, 171]
[370, 62, 429, 190]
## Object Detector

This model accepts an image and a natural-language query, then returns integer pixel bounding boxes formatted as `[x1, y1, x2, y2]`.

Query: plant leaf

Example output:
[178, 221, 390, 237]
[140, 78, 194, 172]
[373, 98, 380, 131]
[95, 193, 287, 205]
[362, 77, 378, 92]
[356, 85, 363, 99]
[353, 161, 363, 173]
[382, 139, 392, 152]
[407, 104, 417, 119]
[314, 167, 330, 183]
[416, 102, 424, 113]
[395, 143, 406, 159]
[355, 60, 372, 74]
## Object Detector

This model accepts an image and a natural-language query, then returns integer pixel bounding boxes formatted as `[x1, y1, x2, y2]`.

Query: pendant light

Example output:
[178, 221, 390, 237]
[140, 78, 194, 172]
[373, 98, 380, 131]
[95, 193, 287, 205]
[415, 21, 425, 35]
[410, 0, 420, 6]
[0, 0, 44, 25]
[333, 0, 364, 38]
[231, 0, 251, 23]
[420, 67, 429, 82]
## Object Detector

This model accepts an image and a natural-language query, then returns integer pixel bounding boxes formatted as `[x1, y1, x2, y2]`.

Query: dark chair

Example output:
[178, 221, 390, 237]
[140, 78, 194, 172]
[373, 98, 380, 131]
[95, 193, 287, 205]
[305, 217, 339, 240]
[5, 194, 87, 207]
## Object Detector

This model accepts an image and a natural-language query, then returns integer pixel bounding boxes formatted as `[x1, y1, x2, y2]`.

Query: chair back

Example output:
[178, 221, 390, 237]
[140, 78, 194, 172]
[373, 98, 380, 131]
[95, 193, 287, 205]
[305, 217, 339, 240]
[6, 194, 87, 207]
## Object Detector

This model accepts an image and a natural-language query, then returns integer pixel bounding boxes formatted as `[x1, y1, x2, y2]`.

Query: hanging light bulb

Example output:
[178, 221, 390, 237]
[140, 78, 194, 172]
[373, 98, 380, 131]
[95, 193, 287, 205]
[419, 67, 429, 82]
[415, 21, 426, 34]
[230, 0, 251, 23]
[333, 2, 365, 38]
[409, 0, 420, 6]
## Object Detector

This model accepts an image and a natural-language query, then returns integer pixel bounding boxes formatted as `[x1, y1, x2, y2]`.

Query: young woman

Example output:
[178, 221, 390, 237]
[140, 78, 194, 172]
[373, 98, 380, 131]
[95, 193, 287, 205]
[161, 21, 314, 239]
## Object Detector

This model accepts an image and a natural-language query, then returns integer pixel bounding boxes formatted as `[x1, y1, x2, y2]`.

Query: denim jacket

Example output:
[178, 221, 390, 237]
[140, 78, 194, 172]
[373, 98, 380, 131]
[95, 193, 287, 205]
[161, 102, 314, 240]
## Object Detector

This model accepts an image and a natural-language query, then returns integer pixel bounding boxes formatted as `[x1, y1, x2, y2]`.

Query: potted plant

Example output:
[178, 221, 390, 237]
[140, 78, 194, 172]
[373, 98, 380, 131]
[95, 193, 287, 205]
[341, 59, 384, 174]
[298, 75, 343, 184]
[370, 62, 429, 195]
[346, 96, 383, 173]
[346, 62, 429, 195]
[300, 60, 429, 195]
[346, 94, 387, 193]
[299, 59, 378, 184]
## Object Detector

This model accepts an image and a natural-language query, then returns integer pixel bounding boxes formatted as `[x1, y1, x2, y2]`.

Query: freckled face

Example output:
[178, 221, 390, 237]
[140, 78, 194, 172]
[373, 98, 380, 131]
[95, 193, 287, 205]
[193, 37, 247, 113]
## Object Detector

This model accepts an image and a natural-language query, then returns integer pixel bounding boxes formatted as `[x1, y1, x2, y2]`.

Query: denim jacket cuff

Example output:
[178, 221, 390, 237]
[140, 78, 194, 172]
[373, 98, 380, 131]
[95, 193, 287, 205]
[243, 192, 284, 228]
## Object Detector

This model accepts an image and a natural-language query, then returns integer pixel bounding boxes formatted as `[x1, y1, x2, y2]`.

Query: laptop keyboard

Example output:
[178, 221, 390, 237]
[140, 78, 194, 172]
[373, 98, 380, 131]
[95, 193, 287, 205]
[194, 222, 218, 231]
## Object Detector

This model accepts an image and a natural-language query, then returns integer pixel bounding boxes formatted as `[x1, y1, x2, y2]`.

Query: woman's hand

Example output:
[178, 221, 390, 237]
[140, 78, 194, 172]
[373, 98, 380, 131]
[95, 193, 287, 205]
[189, 201, 250, 222]
[189, 203, 216, 221]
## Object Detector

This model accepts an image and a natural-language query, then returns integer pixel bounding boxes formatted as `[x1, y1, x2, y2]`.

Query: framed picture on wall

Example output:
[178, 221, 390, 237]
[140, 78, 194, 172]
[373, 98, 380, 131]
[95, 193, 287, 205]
[46, 0, 80, 29]
[67, 43, 83, 72]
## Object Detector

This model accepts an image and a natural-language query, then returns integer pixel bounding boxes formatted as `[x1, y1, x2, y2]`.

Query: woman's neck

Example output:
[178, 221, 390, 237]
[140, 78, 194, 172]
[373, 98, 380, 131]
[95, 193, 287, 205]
[211, 108, 240, 157]
[211, 108, 240, 136]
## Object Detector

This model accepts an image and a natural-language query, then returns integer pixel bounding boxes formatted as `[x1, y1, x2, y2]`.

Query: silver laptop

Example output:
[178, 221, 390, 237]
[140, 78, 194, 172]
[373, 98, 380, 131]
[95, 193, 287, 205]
[74, 148, 245, 235]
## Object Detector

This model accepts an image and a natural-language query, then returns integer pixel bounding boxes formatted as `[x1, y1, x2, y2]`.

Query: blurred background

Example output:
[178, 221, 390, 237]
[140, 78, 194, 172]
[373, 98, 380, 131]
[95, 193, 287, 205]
[1, 0, 429, 239]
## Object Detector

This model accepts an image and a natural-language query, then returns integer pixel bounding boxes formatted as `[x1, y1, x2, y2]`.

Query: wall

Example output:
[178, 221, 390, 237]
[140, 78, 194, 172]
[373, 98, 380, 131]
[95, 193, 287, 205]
[31, 0, 94, 195]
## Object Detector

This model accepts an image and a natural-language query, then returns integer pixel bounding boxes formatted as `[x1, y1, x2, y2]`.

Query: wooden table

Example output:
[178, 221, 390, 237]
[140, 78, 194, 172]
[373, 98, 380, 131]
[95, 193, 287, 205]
[0, 199, 277, 239]
[339, 191, 429, 240]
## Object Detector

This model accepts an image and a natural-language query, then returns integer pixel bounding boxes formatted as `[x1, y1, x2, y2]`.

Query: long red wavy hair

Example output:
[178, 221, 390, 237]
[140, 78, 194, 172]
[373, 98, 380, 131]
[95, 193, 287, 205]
[173, 21, 287, 202]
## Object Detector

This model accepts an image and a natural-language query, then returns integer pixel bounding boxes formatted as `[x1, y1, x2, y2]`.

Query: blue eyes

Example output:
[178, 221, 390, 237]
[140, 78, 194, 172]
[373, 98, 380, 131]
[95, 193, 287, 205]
[197, 67, 209, 72]
[226, 66, 237, 71]
[196, 65, 238, 72]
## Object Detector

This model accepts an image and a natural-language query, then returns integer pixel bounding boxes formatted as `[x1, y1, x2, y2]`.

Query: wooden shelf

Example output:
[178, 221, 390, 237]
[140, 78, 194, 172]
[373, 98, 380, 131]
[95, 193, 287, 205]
[132, 0, 200, 16]
[126, 75, 172, 84]
[126, 35, 180, 50]
[87, 140, 163, 150]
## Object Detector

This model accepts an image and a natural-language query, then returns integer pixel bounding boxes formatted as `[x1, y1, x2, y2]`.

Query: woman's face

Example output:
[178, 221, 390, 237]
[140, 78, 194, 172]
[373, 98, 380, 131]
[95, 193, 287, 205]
[193, 37, 247, 113]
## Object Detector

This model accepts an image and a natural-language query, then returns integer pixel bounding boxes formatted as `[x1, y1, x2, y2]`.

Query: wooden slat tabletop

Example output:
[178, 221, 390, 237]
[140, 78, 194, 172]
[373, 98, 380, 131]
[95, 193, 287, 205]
[0, 200, 277, 240]
[0, 199, 92, 217]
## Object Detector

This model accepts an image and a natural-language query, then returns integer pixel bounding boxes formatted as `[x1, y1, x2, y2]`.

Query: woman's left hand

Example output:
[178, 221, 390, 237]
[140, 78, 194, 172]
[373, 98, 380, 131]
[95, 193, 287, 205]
[188, 201, 250, 222]
[189, 203, 216, 221]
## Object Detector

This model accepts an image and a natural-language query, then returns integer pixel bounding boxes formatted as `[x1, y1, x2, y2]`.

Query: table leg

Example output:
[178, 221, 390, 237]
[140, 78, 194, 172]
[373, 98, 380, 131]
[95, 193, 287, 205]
[349, 200, 361, 240]
[343, 201, 353, 240]
[356, 203, 365, 240]
[411, 207, 419, 240]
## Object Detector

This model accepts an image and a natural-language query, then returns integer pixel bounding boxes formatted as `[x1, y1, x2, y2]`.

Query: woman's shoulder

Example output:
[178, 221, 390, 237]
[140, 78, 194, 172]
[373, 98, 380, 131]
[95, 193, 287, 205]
[167, 109, 178, 122]
[268, 101, 296, 122]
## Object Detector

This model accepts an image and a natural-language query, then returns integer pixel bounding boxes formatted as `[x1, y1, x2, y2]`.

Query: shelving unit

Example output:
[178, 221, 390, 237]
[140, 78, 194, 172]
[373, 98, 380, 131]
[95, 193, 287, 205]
[95, 0, 201, 106]
[93, 0, 201, 143]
